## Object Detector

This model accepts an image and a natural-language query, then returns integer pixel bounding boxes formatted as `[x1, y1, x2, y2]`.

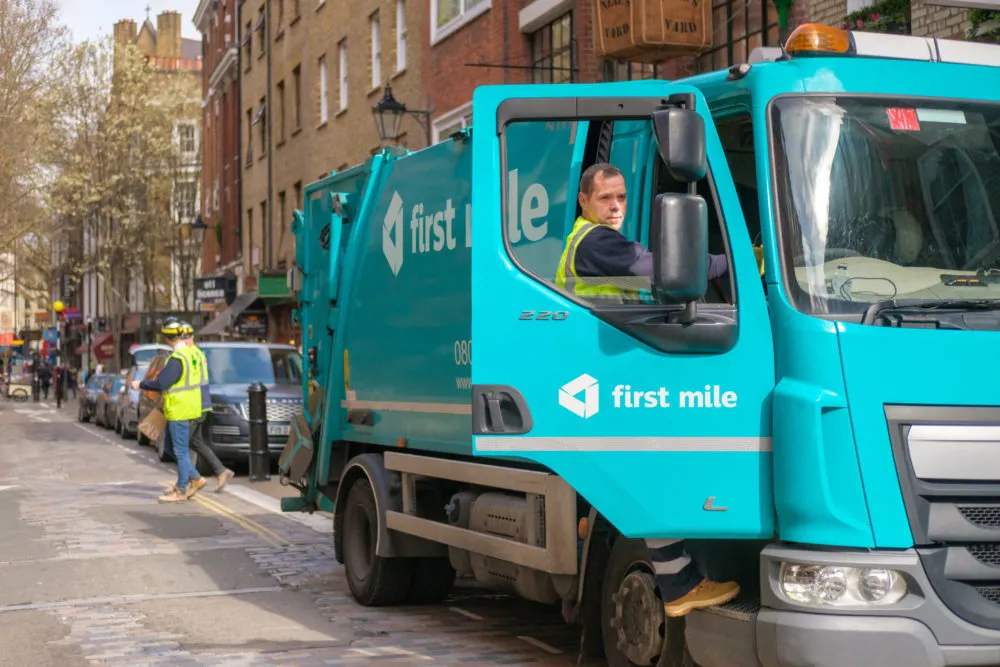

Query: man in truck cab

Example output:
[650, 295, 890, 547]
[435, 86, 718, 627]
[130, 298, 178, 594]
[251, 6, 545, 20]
[555, 162, 742, 616]
[132, 317, 207, 503]
[554, 162, 730, 302]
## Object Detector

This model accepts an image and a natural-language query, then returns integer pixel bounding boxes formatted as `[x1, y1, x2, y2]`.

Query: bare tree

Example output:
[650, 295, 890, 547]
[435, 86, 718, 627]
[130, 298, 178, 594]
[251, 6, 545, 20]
[0, 0, 68, 288]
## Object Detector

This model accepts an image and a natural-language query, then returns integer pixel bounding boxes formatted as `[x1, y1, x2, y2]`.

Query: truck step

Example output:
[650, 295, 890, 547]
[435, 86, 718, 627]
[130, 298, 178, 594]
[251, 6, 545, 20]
[701, 592, 760, 622]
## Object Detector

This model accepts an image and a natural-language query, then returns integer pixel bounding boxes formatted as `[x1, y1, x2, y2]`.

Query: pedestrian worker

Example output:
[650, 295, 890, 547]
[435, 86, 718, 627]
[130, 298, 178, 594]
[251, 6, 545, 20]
[553, 162, 740, 617]
[133, 317, 207, 503]
[181, 321, 234, 492]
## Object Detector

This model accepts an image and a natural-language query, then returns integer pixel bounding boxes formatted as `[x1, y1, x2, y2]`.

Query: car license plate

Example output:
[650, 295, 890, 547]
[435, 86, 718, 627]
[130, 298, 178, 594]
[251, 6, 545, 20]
[268, 423, 291, 436]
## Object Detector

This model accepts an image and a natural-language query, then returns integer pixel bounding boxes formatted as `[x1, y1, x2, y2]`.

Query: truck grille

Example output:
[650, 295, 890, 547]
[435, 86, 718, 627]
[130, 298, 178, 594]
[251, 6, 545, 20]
[236, 399, 302, 422]
[887, 405, 1000, 631]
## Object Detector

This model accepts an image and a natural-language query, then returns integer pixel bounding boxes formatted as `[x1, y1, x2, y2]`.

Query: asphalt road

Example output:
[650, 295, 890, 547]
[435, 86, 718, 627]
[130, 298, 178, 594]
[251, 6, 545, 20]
[0, 398, 601, 666]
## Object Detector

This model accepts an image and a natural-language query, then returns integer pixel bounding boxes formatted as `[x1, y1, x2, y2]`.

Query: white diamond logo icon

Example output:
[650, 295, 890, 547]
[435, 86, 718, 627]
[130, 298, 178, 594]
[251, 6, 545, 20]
[559, 374, 599, 419]
[383, 191, 404, 276]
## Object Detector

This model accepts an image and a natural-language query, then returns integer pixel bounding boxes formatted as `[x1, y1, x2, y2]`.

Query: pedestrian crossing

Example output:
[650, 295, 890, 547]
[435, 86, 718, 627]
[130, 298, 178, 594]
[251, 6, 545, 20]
[12, 406, 59, 423]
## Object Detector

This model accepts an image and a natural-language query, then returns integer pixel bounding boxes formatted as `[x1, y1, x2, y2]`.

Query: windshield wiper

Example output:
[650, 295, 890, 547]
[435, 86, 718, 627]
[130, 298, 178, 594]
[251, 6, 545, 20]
[861, 298, 1000, 325]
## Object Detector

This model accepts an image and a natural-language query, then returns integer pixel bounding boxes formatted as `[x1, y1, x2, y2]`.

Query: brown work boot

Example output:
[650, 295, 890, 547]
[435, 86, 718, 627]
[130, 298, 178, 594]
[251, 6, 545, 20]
[158, 488, 188, 503]
[185, 477, 207, 498]
[663, 579, 740, 617]
[215, 469, 235, 492]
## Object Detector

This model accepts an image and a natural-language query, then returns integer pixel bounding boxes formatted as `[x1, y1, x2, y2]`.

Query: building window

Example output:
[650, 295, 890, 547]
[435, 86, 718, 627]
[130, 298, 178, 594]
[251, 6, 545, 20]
[432, 0, 489, 43]
[277, 80, 286, 141]
[432, 101, 472, 144]
[243, 20, 252, 67]
[396, 0, 406, 72]
[177, 122, 197, 153]
[294, 181, 303, 212]
[531, 12, 573, 83]
[174, 182, 197, 222]
[276, 0, 284, 26]
[279, 190, 287, 239]
[338, 38, 348, 111]
[603, 60, 660, 81]
[256, 6, 265, 55]
[293, 64, 302, 130]
[245, 107, 253, 165]
[370, 10, 381, 90]
[319, 55, 328, 124]
[257, 97, 266, 154]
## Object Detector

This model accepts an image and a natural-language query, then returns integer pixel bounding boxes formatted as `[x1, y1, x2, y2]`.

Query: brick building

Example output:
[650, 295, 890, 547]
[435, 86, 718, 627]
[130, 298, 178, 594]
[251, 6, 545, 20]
[193, 0, 243, 285]
[226, 0, 425, 344]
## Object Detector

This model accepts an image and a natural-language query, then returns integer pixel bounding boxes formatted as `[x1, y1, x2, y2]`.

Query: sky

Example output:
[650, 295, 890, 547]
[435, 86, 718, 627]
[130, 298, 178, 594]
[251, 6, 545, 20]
[57, 0, 203, 44]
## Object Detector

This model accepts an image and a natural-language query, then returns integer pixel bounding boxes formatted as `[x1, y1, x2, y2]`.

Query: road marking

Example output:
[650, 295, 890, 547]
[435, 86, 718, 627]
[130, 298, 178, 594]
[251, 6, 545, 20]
[0, 586, 283, 613]
[0, 485, 18, 492]
[518, 636, 563, 654]
[449, 606, 483, 621]
[193, 493, 288, 547]
[223, 484, 332, 534]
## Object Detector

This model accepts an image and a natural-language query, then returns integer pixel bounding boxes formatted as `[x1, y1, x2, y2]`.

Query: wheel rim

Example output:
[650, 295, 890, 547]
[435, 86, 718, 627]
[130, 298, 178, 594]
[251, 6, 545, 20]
[346, 503, 374, 583]
[610, 565, 665, 666]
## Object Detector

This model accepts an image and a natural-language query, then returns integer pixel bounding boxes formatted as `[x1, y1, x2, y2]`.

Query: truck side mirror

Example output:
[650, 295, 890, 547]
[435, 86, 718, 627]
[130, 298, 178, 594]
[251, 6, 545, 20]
[652, 108, 707, 183]
[650, 193, 709, 302]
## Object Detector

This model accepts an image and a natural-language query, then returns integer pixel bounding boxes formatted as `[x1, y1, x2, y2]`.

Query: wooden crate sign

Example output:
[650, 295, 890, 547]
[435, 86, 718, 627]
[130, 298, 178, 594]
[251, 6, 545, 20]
[595, 0, 713, 63]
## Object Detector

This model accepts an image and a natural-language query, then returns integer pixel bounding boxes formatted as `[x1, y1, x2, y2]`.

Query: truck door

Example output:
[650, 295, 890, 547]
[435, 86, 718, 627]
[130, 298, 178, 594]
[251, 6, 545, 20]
[470, 84, 776, 539]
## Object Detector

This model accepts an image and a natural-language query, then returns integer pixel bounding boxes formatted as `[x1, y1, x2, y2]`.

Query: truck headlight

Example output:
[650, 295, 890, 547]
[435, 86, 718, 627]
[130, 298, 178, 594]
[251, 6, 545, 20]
[779, 563, 907, 606]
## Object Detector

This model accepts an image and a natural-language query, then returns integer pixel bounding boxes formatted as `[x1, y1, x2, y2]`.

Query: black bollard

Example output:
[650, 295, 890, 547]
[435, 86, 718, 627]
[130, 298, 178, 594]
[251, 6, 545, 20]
[247, 382, 270, 481]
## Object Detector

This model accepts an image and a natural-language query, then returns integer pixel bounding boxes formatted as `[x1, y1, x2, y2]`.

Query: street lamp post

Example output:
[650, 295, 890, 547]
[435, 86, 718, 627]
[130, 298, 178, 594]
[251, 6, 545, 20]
[371, 82, 433, 148]
[190, 215, 208, 246]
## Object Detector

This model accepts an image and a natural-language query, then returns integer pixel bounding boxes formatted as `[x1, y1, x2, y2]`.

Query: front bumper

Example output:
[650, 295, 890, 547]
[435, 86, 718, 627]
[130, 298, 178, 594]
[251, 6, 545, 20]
[757, 610, 1000, 667]
[692, 545, 1000, 667]
[203, 412, 289, 462]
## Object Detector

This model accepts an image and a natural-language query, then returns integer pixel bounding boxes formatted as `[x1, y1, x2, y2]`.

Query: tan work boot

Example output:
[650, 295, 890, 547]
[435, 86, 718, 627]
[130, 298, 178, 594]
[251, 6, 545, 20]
[185, 477, 207, 498]
[215, 469, 235, 492]
[158, 488, 188, 503]
[663, 579, 740, 617]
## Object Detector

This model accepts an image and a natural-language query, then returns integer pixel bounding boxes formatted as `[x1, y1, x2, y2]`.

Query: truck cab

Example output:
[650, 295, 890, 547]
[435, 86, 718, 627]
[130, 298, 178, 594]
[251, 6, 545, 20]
[284, 22, 1000, 667]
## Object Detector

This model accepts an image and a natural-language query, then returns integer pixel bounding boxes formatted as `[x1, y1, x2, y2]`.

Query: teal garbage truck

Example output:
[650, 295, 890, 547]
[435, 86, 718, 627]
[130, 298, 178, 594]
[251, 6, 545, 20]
[280, 23, 1000, 667]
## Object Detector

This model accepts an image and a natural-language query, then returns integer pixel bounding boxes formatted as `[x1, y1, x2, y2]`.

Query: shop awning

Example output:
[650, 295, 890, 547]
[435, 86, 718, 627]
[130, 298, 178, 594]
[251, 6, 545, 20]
[75, 332, 115, 359]
[198, 291, 260, 336]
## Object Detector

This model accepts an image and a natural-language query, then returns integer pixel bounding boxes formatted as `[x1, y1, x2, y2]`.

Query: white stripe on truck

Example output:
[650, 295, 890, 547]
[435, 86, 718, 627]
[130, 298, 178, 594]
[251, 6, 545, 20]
[341, 399, 472, 415]
[475, 436, 772, 452]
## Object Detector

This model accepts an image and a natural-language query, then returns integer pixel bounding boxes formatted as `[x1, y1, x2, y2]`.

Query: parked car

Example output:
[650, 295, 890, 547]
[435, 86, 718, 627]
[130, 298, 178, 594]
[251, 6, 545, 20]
[77, 373, 113, 423]
[128, 343, 171, 368]
[137, 342, 303, 468]
[94, 375, 124, 429]
[116, 365, 147, 439]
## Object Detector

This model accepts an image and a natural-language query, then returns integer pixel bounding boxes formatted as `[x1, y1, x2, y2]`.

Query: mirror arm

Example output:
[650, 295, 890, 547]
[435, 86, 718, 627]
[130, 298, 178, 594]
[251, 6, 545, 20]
[667, 301, 698, 325]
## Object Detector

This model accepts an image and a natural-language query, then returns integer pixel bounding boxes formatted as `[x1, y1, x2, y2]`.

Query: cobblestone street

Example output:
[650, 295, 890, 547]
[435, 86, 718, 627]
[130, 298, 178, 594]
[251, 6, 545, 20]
[0, 400, 601, 667]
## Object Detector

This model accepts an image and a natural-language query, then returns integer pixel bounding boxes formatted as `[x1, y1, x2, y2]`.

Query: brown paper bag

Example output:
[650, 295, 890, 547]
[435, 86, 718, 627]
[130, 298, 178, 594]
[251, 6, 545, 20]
[138, 408, 167, 442]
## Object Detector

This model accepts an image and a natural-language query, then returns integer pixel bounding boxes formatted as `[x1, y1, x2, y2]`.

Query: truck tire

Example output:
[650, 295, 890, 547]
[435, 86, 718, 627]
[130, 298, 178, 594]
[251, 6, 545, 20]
[342, 476, 414, 606]
[405, 557, 456, 604]
[601, 537, 695, 667]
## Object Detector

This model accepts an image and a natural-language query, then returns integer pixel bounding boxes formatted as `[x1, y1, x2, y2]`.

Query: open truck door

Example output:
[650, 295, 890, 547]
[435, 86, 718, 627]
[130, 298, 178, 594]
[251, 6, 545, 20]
[469, 83, 776, 539]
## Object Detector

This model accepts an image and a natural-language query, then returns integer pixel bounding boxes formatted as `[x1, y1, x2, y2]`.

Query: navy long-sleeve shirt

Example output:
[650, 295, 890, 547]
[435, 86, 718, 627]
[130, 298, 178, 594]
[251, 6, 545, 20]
[573, 225, 728, 281]
[139, 357, 182, 392]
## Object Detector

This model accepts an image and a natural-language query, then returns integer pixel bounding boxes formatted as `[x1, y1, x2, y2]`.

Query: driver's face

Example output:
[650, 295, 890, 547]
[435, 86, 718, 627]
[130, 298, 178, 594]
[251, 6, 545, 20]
[579, 173, 627, 231]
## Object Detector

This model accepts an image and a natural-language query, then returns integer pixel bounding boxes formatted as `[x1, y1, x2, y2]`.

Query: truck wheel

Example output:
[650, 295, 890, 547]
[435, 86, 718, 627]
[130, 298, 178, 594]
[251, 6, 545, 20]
[342, 477, 414, 606]
[405, 557, 456, 604]
[601, 537, 694, 667]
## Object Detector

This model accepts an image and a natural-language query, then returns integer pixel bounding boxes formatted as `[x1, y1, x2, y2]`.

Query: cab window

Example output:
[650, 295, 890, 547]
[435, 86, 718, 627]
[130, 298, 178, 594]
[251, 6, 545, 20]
[502, 119, 735, 308]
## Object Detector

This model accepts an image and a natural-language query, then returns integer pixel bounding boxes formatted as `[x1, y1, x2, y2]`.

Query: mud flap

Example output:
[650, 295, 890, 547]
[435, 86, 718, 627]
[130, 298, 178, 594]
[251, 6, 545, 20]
[278, 413, 314, 484]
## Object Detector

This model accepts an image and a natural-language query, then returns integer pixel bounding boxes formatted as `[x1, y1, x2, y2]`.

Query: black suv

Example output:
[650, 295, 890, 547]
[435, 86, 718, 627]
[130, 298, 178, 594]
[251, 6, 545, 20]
[137, 342, 304, 466]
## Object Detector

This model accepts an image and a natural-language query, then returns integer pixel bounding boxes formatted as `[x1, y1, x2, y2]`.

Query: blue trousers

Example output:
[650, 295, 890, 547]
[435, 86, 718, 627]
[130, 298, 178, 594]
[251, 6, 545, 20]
[167, 419, 202, 493]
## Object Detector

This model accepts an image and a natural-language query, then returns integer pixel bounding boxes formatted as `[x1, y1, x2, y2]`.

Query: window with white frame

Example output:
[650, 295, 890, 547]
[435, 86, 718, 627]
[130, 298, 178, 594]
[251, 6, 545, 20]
[178, 123, 196, 154]
[339, 38, 348, 111]
[175, 182, 198, 222]
[370, 10, 381, 90]
[396, 0, 406, 72]
[432, 101, 472, 144]
[432, 0, 489, 43]
[319, 54, 328, 124]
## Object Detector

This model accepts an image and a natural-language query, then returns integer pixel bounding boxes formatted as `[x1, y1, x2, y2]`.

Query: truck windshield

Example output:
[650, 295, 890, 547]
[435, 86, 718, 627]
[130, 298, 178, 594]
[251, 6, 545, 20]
[202, 346, 303, 386]
[771, 96, 1000, 318]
